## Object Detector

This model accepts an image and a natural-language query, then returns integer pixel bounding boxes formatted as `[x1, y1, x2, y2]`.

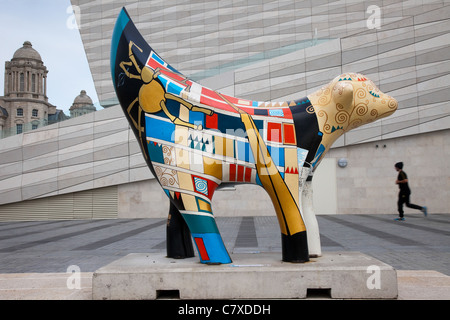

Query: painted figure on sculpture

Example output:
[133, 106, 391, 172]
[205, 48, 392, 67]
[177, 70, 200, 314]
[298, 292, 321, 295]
[111, 8, 398, 264]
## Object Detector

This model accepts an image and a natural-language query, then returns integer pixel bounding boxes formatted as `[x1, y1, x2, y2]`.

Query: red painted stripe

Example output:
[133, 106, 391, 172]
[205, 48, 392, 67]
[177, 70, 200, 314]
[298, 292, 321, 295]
[147, 58, 161, 70]
[194, 237, 209, 261]
[229, 164, 236, 181]
[237, 165, 244, 181]
[159, 68, 185, 81]
[205, 112, 218, 129]
[200, 94, 238, 113]
[244, 167, 252, 182]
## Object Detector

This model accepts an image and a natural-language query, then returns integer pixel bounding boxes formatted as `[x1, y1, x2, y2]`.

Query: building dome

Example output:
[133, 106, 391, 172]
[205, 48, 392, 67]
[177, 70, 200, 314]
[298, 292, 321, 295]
[12, 41, 42, 62]
[72, 90, 93, 106]
[70, 90, 96, 117]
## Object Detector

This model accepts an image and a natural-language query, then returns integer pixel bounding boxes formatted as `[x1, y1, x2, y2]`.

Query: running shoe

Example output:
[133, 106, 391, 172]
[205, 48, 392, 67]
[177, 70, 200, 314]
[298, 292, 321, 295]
[422, 206, 428, 217]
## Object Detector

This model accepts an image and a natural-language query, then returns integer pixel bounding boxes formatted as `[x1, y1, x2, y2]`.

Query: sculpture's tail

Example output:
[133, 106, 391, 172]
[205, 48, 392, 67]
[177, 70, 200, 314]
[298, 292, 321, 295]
[110, 7, 186, 174]
[110, 7, 152, 169]
[111, 7, 182, 90]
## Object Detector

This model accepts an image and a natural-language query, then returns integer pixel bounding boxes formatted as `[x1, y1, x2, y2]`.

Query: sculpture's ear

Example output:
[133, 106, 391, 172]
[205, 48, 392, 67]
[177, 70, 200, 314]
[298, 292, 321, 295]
[332, 81, 353, 108]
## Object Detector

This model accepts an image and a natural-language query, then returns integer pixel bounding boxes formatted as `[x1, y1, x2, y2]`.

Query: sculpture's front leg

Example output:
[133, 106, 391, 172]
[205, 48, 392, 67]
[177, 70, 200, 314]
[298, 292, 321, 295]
[299, 168, 322, 257]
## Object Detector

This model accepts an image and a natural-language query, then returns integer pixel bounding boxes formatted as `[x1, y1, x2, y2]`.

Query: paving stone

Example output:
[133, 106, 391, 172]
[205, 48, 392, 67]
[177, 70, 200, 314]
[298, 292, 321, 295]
[0, 214, 448, 276]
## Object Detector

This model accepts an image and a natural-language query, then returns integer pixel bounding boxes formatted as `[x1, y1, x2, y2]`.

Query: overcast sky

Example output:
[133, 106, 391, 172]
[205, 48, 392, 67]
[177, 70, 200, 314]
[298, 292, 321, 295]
[0, 0, 100, 113]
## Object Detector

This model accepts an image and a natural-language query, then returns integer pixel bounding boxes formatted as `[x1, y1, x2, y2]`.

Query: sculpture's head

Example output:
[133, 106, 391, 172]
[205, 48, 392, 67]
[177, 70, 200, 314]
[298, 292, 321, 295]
[308, 73, 397, 152]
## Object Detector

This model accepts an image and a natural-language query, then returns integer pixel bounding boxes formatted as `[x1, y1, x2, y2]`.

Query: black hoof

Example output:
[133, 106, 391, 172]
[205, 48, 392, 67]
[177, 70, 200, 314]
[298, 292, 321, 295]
[281, 232, 309, 263]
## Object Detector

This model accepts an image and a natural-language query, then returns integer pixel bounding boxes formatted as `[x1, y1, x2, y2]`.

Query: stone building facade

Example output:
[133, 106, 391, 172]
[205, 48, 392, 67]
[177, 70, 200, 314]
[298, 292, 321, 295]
[0, 41, 67, 138]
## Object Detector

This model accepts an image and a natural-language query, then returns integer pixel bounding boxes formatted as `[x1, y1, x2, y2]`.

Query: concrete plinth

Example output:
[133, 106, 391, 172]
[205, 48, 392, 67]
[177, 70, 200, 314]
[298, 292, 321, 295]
[92, 252, 398, 300]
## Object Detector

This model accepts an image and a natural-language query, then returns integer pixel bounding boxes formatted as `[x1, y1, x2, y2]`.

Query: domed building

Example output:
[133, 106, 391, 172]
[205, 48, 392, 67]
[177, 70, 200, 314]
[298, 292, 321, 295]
[13, 40, 43, 62]
[69, 90, 96, 118]
[0, 41, 67, 137]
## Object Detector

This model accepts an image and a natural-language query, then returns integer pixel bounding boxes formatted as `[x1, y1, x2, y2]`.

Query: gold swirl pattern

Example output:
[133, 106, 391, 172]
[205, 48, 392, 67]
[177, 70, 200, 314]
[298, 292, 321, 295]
[307, 72, 398, 154]
[355, 87, 366, 99]
[335, 110, 349, 124]
[154, 164, 179, 188]
[306, 105, 315, 114]
[355, 103, 368, 117]
[318, 95, 329, 106]
[163, 145, 176, 165]
[317, 109, 331, 133]
[388, 98, 398, 109]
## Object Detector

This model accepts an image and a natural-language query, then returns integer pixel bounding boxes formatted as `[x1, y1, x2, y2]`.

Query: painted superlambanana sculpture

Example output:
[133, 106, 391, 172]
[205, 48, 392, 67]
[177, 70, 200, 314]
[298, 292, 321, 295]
[111, 8, 398, 264]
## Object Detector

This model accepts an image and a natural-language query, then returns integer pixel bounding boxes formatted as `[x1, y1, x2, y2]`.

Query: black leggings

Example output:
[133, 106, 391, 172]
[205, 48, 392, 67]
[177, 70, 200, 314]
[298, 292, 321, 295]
[398, 192, 422, 217]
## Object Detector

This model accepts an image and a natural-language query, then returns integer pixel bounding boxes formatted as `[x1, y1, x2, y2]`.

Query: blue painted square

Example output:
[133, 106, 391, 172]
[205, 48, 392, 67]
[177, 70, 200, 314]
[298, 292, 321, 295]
[297, 147, 308, 168]
[237, 140, 255, 164]
[237, 140, 248, 162]
[267, 145, 284, 167]
[166, 81, 184, 95]
[147, 142, 164, 163]
[188, 110, 205, 128]
[269, 109, 284, 117]
[145, 115, 175, 143]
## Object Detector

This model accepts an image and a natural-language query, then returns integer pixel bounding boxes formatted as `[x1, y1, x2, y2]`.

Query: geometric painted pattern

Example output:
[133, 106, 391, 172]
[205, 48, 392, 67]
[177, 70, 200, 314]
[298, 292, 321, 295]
[193, 177, 208, 196]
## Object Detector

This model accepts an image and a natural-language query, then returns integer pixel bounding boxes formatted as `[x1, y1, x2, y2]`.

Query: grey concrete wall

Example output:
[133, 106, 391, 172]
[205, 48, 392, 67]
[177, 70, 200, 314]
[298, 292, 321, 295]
[329, 129, 450, 214]
[0, 105, 152, 206]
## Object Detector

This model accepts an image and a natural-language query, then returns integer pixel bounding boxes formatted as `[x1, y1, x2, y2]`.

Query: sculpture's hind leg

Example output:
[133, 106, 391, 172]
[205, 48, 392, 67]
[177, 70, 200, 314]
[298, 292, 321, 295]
[239, 113, 309, 263]
[166, 201, 195, 259]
